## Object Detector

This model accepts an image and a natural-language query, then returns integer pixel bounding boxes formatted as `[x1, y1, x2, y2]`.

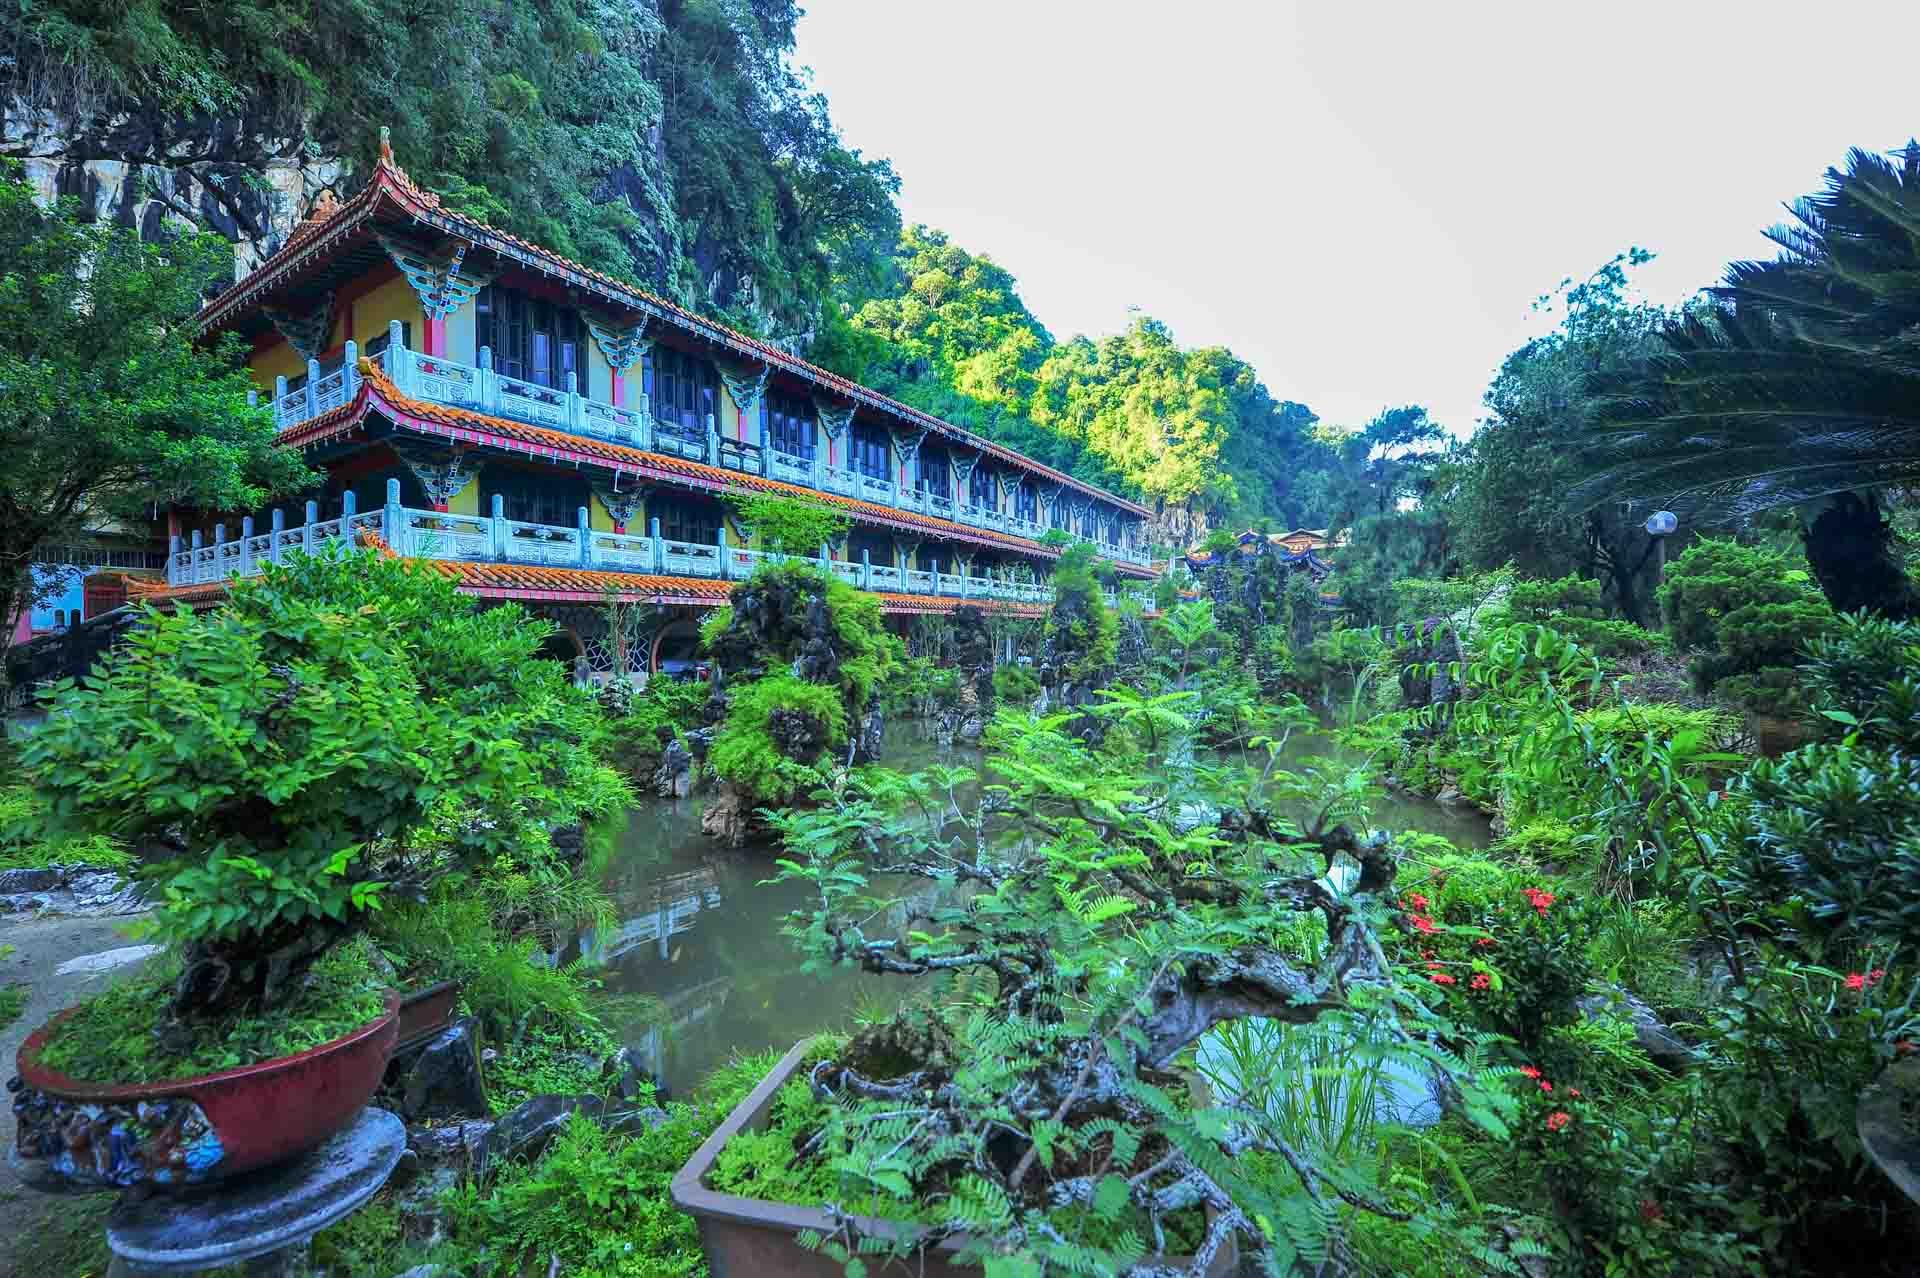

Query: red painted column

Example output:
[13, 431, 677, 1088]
[611, 372, 625, 407]
[738, 403, 749, 442]
[424, 315, 447, 357]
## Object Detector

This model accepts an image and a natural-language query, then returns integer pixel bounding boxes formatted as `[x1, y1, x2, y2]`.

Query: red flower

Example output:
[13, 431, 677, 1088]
[1411, 914, 1438, 934]
[1545, 1110, 1571, 1132]
[1518, 1065, 1542, 1079]
[1408, 892, 1431, 911]
[1474, 936, 1496, 948]
[1568, 1088, 1581, 1098]
[1870, 968, 1887, 984]
[1540, 1080, 1553, 1093]
[1846, 972, 1867, 991]
[1429, 973, 1457, 986]
[1522, 887, 1556, 917]
[1639, 1198, 1663, 1222]
[1470, 972, 1490, 991]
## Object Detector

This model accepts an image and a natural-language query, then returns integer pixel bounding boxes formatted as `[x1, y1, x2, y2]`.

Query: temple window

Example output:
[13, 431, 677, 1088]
[654, 493, 721, 546]
[1014, 482, 1037, 524]
[476, 285, 585, 391]
[850, 423, 891, 482]
[481, 465, 588, 527]
[365, 323, 413, 360]
[969, 465, 995, 510]
[766, 391, 816, 460]
[644, 345, 720, 439]
[917, 442, 950, 498]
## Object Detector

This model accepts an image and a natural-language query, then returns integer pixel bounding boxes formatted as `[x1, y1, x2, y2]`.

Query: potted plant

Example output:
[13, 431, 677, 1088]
[11, 548, 622, 1188]
[672, 705, 1515, 1274]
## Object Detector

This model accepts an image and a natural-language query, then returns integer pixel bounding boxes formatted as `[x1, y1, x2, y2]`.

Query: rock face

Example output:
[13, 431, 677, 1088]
[3, 102, 343, 277]
[1397, 619, 1465, 723]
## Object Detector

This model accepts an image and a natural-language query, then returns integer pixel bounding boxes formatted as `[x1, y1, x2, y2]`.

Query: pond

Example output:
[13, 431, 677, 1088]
[572, 725, 1489, 1092]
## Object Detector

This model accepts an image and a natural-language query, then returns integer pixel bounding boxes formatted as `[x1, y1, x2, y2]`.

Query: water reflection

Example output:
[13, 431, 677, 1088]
[577, 725, 1486, 1091]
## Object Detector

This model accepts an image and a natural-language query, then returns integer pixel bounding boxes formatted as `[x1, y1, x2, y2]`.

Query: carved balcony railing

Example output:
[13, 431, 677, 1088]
[168, 480, 1153, 613]
[263, 324, 1154, 569]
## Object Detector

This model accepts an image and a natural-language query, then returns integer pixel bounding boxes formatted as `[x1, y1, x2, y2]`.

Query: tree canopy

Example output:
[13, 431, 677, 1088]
[0, 165, 312, 639]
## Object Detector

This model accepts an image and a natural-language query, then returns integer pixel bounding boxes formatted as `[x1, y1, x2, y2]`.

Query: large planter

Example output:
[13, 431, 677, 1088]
[1746, 709, 1812, 758]
[12, 988, 399, 1190]
[1858, 1055, 1920, 1206]
[671, 1037, 1236, 1278]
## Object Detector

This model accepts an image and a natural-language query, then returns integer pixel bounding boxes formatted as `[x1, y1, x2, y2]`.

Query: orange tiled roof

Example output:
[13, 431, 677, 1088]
[292, 362, 1156, 577]
[200, 142, 1149, 518]
[137, 559, 1049, 617]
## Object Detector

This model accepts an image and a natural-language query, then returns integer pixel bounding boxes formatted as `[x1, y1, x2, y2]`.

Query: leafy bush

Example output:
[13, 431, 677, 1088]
[1657, 539, 1834, 712]
[992, 662, 1040, 706]
[603, 674, 708, 771]
[1487, 574, 1664, 661]
[1799, 612, 1920, 751]
[721, 490, 850, 555]
[19, 549, 627, 1024]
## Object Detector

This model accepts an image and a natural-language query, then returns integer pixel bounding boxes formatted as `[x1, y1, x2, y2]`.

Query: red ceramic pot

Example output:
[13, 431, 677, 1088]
[15, 989, 399, 1185]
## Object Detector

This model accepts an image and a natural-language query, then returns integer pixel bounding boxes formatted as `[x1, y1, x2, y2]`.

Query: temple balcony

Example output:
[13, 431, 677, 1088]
[267, 338, 1153, 570]
[167, 483, 1157, 612]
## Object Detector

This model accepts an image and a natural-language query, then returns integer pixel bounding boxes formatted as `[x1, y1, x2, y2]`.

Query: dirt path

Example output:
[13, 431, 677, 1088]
[0, 910, 158, 1273]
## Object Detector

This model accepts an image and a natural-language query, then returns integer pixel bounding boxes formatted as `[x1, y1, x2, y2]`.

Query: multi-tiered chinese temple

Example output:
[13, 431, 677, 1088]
[153, 133, 1158, 675]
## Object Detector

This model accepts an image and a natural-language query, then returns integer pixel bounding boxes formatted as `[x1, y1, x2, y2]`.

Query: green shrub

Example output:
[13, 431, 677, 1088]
[374, 891, 603, 1041]
[721, 490, 850, 555]
[1800, 613, 1920, 752]
[1488, 574, 1663, 661]
[992, 662, 1040, 706]
[708, 673, 848, 802]
[18, 549, 627, 1023]
[1658, 539, 1835, 711]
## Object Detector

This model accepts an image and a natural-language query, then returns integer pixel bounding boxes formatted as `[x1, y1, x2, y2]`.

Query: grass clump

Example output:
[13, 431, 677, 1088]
[0, 783, 132, 872]
[35, 938, 386, 1083]
[0, 983, 27, 1031]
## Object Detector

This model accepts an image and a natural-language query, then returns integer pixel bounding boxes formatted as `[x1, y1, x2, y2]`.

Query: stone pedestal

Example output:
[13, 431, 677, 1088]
[103, 1106, 404, 1275]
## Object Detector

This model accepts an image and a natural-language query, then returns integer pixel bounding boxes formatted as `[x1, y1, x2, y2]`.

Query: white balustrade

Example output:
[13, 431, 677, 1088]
[503, 522, 581, 566]
[259, 331, 1156, 580]
[402, 512, 492, 561]
[661, 538, 721, 577]
[591, 531, 657, 571]
[868, 564, 902, 590]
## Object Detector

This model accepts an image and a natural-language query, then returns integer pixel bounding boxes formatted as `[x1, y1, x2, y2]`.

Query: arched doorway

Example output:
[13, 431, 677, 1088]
[651, 618, 704, 678]
[536, 627, 584, 665]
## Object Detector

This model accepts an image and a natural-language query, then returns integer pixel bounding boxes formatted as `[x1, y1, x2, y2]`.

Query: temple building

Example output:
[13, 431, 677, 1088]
[151, 133, 1157, 675]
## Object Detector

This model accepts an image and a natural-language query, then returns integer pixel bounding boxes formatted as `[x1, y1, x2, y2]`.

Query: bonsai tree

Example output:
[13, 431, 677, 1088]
[764, 703, 1513, 1274]
[21, 548, 625, 1025]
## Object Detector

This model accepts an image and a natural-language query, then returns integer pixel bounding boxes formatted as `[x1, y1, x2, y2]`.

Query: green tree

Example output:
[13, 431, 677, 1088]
[1580, 146, 1920, 618]
[1454, 250, 1674, 623]
[0, 168, 312, 649]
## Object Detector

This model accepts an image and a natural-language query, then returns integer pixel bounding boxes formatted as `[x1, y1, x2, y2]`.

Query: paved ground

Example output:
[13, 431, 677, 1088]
[0, 910, 158, 1273]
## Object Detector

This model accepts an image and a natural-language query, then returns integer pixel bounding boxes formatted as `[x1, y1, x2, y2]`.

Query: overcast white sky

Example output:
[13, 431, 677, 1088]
[792, 2, 1920, 436]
